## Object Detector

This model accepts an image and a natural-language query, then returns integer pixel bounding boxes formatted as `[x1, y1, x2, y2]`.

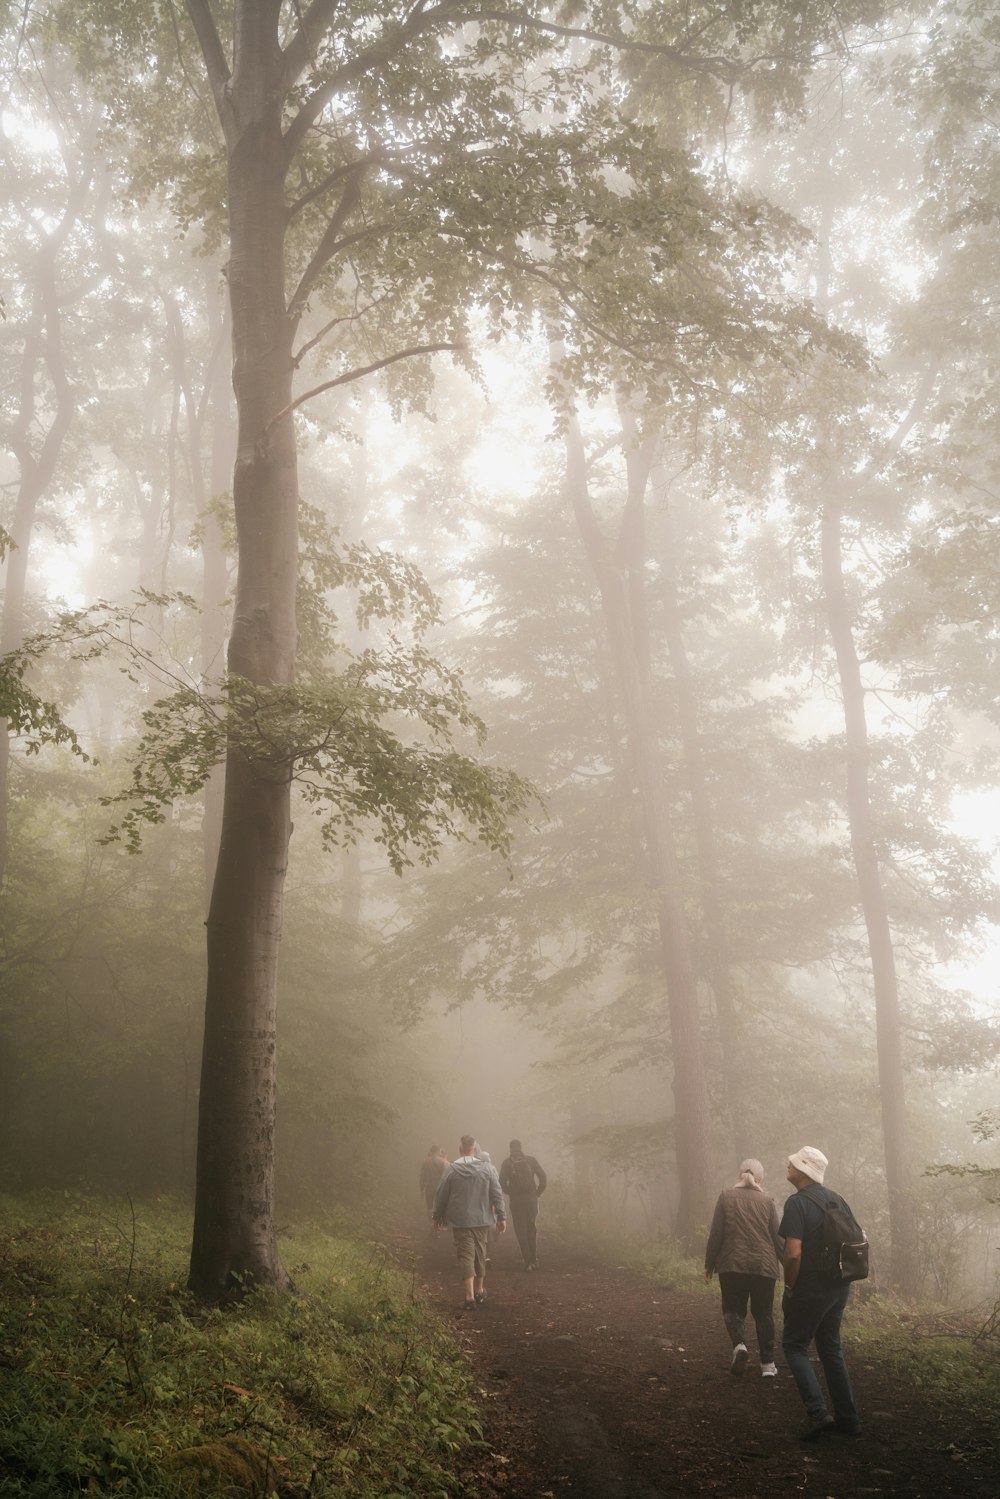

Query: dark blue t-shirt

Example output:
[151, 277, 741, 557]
[779, 1184, 853, 1292]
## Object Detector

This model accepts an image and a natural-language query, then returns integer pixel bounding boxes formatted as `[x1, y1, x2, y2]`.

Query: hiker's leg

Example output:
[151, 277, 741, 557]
[471, 1227, 489, 1295]
[510, 1198, 531, 1265]
[719, 1272, 750, 1347]
[524, 1198, 539, 1264]
[454, 1228, 476, 1302]
[781, 1290, 828, 1418]
[815, 1287, 858, 1425]
[749, 1274, 777, 1362]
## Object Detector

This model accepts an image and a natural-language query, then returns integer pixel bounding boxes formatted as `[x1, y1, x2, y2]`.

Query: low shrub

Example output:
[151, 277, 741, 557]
[0, 1192, 482, 1497]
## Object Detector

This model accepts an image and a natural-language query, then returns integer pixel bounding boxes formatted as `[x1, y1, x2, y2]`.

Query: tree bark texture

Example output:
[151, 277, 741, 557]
[187, 0, 298, 1300]
[563, 410, 711, 1242]
[820, 501, 918, 1294]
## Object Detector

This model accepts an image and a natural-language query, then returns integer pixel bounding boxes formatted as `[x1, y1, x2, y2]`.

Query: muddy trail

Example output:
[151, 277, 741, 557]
[392, 1219, 997, 1499]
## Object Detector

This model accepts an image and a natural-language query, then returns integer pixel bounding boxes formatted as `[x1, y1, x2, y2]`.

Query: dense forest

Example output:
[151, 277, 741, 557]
[2, 0, 999, 1319]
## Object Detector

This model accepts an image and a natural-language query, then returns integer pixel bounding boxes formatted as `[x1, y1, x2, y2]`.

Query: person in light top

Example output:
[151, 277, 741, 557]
[433, 1133, 507, 1310]
[704, 1157, 783, 1378]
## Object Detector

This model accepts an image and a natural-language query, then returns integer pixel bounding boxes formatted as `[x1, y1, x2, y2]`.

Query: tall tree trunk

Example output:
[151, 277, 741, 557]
[187, 0, 298, 1299]
[562, 404, 711, 1241]
[0, 209, 79, 888]
[655, 465, 744, 1146]
[198, 276, 235, 898]
[820, 502, 918, 1293]
[811, 187, 919, 1294]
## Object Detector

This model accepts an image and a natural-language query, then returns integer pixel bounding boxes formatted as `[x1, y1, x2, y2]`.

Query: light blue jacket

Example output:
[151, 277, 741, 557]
[433, 1155, 506, 1228]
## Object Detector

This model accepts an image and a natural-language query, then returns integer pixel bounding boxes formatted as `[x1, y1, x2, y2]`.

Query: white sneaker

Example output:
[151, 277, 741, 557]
[761, 1362, 778, 1378]
[730, 1343, 749, 1376]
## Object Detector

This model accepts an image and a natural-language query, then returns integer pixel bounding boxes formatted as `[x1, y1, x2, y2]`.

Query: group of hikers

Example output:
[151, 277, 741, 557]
[422, 1136, 866, 1443]
[419, 1135, 547, 1297]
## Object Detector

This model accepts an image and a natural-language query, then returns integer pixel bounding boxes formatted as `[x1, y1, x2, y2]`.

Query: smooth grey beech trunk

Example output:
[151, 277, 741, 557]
[187, 1, 299, 1299]
[656, 473, 745, 1146]
[563, 410, 711, 1243]
[821, 501, 918, 1294]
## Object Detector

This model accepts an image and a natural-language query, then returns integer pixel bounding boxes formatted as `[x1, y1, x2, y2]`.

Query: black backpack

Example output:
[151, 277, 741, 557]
[507, 1156, 536, 1194]
[803, 1187, 870, 1284]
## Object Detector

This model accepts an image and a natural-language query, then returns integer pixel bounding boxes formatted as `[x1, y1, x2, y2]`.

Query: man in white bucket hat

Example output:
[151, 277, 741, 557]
[779, 1147, 863, 1441]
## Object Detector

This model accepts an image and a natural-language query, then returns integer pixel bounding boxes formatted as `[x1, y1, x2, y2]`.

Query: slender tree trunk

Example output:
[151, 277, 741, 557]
[562, 405, 711, 1241]
[649, 465, 745, 1145]
[820, 501, 918, 1293]
[187, 3, 298, 1299]
[199, 278, 235, 897]
[0, 223, 78, 888]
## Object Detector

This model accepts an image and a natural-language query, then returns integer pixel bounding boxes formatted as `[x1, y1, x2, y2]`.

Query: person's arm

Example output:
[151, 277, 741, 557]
[778, 1194, 805, 1290]
[498, 1158, 510, 1193]
[768, 1200, 784, 1259]
[783, 1237, 803, 1291]
[532, 1157, 547, 1194]
[704, 1193, 726, 1279]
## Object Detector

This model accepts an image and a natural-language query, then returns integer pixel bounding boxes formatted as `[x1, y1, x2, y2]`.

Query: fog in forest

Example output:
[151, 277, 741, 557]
[2, 2, 1000, 1310]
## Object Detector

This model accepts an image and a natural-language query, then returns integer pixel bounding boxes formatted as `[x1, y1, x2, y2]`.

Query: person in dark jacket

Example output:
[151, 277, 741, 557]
[433, 1133, 507, 1309]
[419, 1145, 448, 1220]
[780, 1145, 862, 1441]
[705, 1157, 783, 1377]
[498, 1139, 547, 1270]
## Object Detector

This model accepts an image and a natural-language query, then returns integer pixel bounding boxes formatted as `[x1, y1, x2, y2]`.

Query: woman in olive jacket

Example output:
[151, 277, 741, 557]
[704, 1158, 783, 1378]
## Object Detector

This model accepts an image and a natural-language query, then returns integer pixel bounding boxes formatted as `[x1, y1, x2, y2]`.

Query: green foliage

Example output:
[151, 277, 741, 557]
[0, 629, 93, 763]
[0, 1193, 483, 1498]
[845, 1296, 1000, 1430]
[97, 578, 537, 873]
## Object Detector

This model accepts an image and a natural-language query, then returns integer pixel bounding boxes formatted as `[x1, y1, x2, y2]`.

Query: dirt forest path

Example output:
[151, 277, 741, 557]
[391, 1217, 997, 1499]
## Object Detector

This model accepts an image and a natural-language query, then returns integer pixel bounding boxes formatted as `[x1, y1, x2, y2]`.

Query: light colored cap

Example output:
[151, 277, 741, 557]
[789, 1146, 828, 1184]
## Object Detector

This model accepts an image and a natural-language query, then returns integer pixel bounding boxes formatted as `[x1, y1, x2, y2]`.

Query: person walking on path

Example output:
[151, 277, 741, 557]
[419, 1145, 449, 1220]
[704, 1157, 783, 1378]
[780, 1145, 863, 1441]
[499, 1139, 547, 1270]
[433, 1134, 507, 1309]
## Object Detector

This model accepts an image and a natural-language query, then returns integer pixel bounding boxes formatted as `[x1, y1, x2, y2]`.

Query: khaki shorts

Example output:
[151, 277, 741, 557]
[452, 1225, 490, 1278]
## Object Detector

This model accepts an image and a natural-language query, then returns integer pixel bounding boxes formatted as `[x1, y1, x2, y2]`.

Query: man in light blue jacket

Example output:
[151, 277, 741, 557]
[433, 1133, 507, 1309]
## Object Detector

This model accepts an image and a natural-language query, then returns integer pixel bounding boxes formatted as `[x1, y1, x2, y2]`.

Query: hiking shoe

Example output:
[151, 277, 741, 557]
[463, 1299, 476, 1310]
[474, 1291, 487, 1304]
[799, 1414, 835, 1442]
[761, 1362, 778, 1378]
[834, 1418, 863, 1437]
[524, 1262, 535, 1271]
[730, 1343, 749, 1377]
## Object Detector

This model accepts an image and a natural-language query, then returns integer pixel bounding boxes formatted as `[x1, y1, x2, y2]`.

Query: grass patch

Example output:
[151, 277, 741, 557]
[0, 1191, 483, 1497]
[844, 1293, 1000, 1431]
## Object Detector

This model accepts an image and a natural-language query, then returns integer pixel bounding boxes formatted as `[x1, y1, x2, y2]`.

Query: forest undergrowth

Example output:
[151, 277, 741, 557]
[2, 1192, 999, 1498]
[0, 1192, 483, 1498]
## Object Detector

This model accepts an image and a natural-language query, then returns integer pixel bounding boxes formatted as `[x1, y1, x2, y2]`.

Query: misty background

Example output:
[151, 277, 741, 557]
[2, 2, 999, 1308]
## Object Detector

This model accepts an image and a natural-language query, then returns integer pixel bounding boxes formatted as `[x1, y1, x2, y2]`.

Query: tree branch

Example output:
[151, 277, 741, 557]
[286, 160, 370, 324]
[282, 0, 339, 86]
[282, 0, 462, 166]
[183, 0, 232, 133]
[256, 342, 465, 450]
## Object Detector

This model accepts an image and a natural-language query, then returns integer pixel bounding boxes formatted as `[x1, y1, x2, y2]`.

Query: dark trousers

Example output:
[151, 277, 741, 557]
[718, 1271, 776, 1362]
[781, 1284, 858, 1424]
[509, 1194, 538, 1266]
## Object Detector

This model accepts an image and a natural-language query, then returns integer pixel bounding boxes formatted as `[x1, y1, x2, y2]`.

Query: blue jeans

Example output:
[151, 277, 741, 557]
[781, 1284, 858, 1424]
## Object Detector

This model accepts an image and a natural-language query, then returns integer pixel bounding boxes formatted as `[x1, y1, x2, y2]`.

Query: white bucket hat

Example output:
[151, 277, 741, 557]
[788, 1146, 828, 1184]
